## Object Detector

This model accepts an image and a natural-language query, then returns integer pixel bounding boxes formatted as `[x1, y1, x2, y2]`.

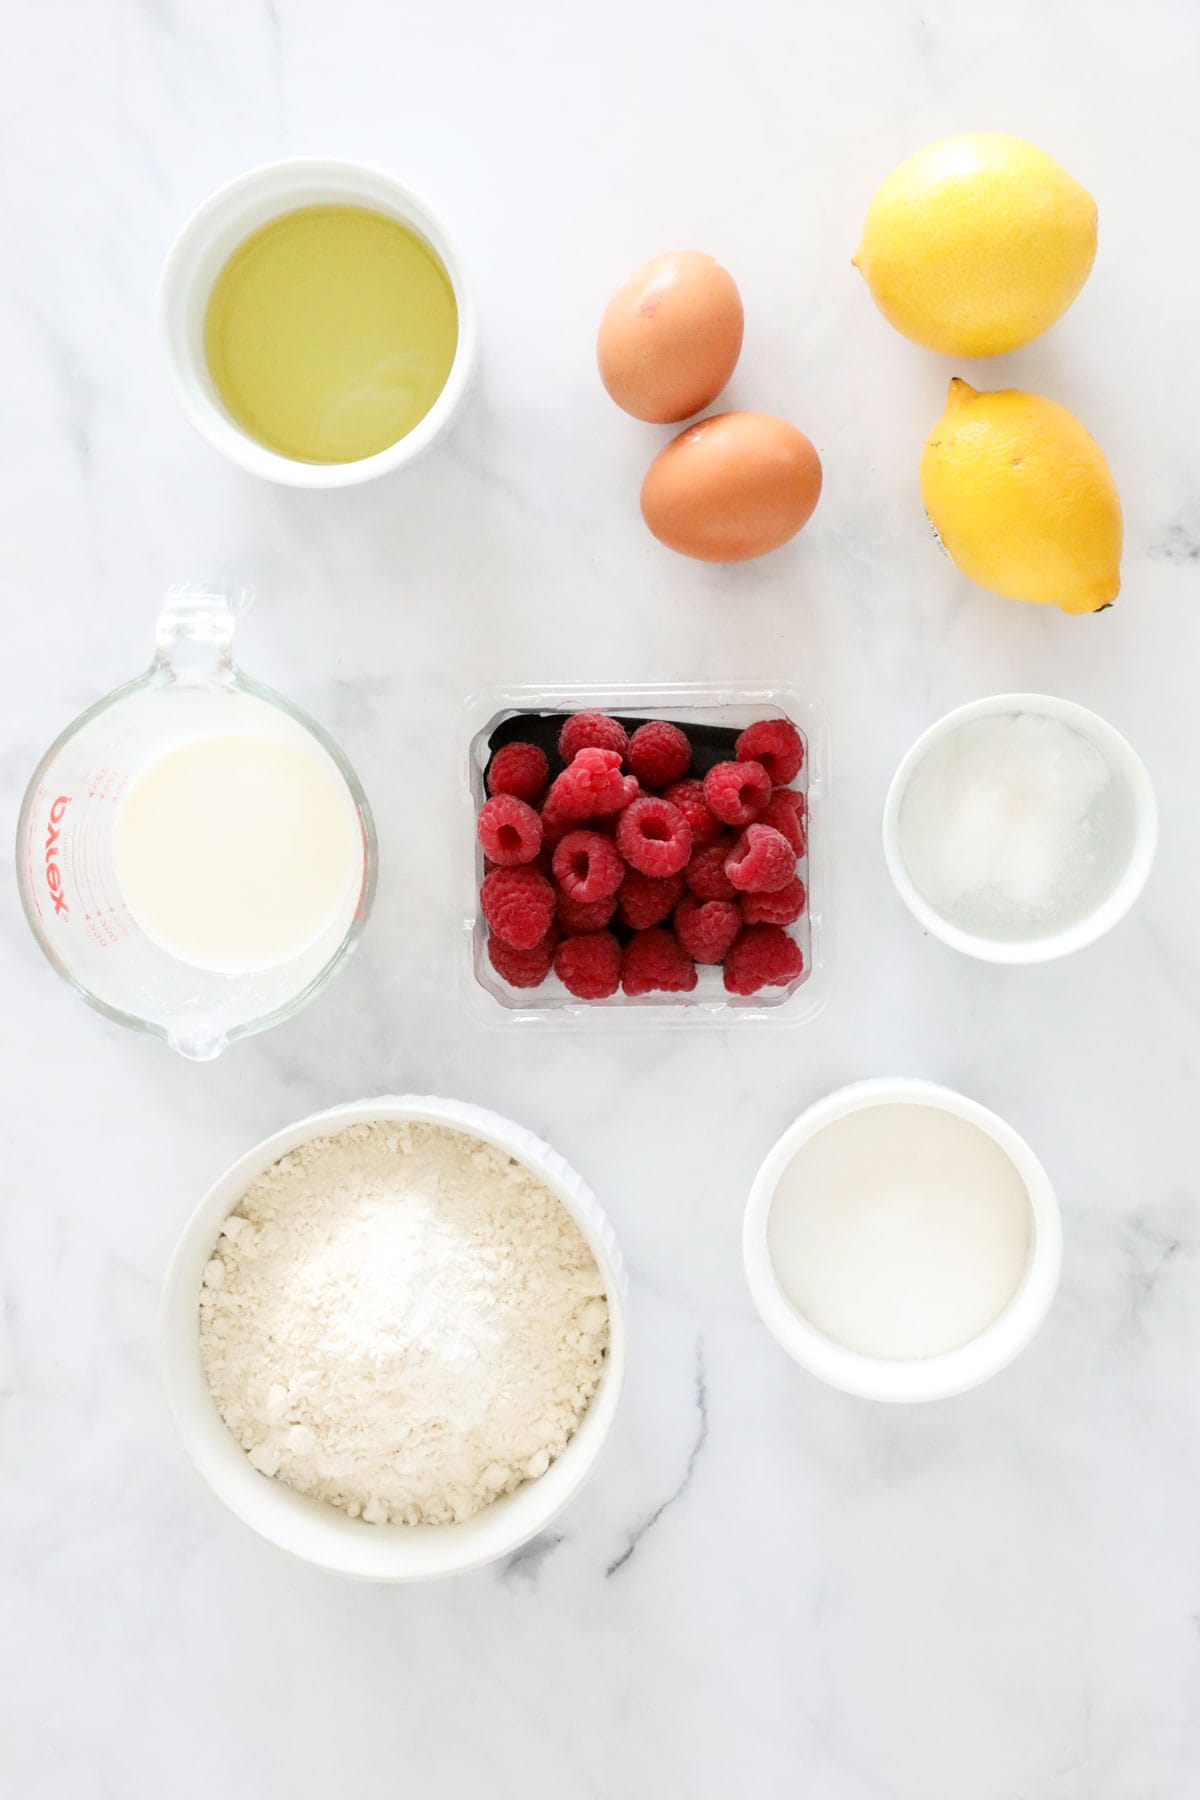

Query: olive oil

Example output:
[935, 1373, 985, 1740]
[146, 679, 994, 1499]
[204, 204, 458, 464]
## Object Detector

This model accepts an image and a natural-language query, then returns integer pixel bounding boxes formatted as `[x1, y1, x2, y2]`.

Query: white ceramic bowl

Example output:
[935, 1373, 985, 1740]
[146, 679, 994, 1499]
[161, 1096, 626, 1579]
[882, 693, 1157, 964]
[743, 1078, 1062, 1402]
[158, 157, 478, 487]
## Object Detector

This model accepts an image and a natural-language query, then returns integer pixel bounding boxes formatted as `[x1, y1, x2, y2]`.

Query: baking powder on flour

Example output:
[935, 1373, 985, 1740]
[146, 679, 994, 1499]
[199, 1121, 609, 1526]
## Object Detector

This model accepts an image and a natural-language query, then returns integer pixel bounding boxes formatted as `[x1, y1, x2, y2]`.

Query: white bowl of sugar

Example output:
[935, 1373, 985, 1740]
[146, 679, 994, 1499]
[161, 1096, 626, 1580]
[743, 1079, 1062, 1402]
[882, 693, 1157, 963]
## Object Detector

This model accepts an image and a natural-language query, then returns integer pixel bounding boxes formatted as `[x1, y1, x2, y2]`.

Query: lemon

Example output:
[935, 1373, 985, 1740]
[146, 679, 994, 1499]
[854, 134, 1097, 356]
[920, 379, 1121, 613]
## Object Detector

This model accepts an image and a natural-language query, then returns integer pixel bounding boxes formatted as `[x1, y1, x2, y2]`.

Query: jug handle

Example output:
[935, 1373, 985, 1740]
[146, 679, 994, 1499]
[154, 583, 254, 684]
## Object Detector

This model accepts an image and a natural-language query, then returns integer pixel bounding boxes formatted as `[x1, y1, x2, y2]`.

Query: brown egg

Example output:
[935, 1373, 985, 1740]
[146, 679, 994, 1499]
[641, 412, 823, 562]
[597, 251, 743, 423]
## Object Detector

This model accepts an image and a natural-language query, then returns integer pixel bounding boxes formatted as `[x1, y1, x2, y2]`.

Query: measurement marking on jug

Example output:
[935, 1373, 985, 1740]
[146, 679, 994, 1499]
[78, 776, 117, 942]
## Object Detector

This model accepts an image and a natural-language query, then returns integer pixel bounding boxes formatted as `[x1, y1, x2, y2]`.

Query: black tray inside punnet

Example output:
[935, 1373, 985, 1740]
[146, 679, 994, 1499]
[486, 712, 741, 786]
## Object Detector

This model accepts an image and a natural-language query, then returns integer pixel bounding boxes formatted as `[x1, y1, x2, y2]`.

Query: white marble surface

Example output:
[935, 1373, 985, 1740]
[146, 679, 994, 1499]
[3, 1, 1199, 1794]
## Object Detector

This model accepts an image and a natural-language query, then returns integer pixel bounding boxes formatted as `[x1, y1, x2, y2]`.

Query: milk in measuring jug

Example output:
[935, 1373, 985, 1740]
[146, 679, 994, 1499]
[114, 733, 361, 974]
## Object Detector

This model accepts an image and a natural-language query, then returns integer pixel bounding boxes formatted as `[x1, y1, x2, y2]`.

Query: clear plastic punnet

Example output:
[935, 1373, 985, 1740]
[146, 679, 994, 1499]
[461, 683, 829, 1028]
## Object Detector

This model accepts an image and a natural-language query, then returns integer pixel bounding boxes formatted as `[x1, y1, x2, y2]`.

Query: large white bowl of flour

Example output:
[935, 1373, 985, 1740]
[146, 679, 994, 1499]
[161, 1096, 627, 1579]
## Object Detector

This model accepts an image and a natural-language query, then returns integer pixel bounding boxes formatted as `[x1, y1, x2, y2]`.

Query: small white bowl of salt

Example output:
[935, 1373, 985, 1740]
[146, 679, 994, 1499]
[883, 693, 1157, 963]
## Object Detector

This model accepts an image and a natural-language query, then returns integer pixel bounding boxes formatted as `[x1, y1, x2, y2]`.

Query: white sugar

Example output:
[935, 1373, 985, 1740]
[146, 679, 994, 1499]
[899, 712, 1118, 939]
[768, 1103, 1032, 1360]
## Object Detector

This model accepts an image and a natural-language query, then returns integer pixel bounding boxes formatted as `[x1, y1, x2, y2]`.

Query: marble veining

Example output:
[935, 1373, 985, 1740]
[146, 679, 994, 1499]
[3, 1, 1200, 1797]
[606, 1341, 709, 1578]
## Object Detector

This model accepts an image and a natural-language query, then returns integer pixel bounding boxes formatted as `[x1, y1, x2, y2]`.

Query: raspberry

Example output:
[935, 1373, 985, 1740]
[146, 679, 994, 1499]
[616, 795, 692, 877]
[556, 889, 619, 934]
[661, 778, 722, 847]
[484, 847, 552, 876]
[617, 869, 685, 930]
[480, 867, 556, 949]
[548, 748, 639, 820]
[725, 824, 796, 894]
[621, 928, 698, 997]
[558, 711, 629, 764]
[552, 830, 625, 903]
[741, 874, 807, 925]
[674, 895, 741, 964]
[540, 798, 572, 848]
[685, 835, 738, 901]
[486, 741, 549, 805]
[735, 719, 804, 786]
[531, 846, 554, 876]
[763, 787, 807, 855]
[487, 926, 558, 988]
[580, 806, 625, 836]
[476, 794, 543, 866]
[703, 759, 771, 826]
[626, 720, 691, 788]
[555, 931, 622, 999]
[723, 925, 804, 995]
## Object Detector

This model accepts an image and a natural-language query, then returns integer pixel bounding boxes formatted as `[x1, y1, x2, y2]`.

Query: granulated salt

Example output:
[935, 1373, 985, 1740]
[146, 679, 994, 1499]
[899, 712, 1116, 938]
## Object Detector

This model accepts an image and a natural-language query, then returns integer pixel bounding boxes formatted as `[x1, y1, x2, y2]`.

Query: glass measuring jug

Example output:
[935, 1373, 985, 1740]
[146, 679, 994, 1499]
[16, 586, 377, 1059]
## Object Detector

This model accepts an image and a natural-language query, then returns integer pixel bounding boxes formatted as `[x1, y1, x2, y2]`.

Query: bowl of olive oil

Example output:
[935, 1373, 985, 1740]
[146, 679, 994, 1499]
[160, 159, 477, 487]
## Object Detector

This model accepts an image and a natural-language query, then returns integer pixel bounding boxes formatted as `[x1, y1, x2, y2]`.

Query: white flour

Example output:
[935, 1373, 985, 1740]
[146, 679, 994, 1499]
[199, 1121, 609, 1526]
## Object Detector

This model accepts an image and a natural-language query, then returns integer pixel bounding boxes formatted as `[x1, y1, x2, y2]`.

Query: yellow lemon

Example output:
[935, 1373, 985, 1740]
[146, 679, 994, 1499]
[920, 379, 1121, 613]
[854, 134, 1097, 356]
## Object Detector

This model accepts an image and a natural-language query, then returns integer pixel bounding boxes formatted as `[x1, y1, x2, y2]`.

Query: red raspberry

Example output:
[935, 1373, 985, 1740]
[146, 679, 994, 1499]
[723, 925, 804, 995]
[617, 869, 685, 930]
[674, 896, 741, 964]
[685, 835, 738, 901]
[741, 874, 807, 925]
[552, 830, 625, 903]
[558, 711, 629, 763]
[735, 719, 804, 786]
[578, 807, 625, 836]
[540, 798, 571, 849]
[703, 759, 771, 826]
[486, 741, 549, 805]
[555, 931, 622, 999]
[725, 824, 796, 894]
[487, 926, 558, 988]
[484, 845, 554, 877]
[556, 890, 619, 934]
[763, 787, 807, 855]
[626, 720, 691, 788]
[477, 794, 543, 866]
[621, 928, 698, 997]
[616, 795, 692, 877]
[480, 867, 556, 949]
[661, 778, 721, 847]
[548, 748, 639, 820]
